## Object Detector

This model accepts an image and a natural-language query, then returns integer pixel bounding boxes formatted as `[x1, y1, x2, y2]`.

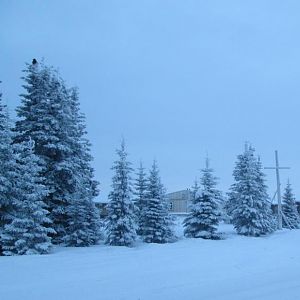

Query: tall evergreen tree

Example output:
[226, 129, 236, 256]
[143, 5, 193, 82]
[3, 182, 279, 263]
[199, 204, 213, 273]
[139, 161, 175, 243]
[15, 61, 69, 242]
[183, 159, 221, 239]
[282, 181, 300, 229]
[68, 87, 99, 200]
[228, 144, 275, 236]
[1, 139, 54, 255]
[63, 88, 101, 246]
[15, 61, 100, 244]
[105, 140, 137, 246]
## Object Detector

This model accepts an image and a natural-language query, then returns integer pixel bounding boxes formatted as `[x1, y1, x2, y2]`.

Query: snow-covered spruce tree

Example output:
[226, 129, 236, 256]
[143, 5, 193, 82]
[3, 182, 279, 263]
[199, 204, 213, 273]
[1, 139, 54, 255]
[282, 181, 300, 229]
[14, 61, 67, 242]
[0, 90, 22, 254]
[63, 88, 101, 247]
[133, 161, 148, 232]
[105, 140, 137, 246]
[63, 172, 101, 246]
[134, 162, 148, 210]
[228, 144, 275, 236]
[139, 160, 176, 243]
[183, 159, 221, 239]
[15, 61, 100, 245]
[85, 198, 102, 244]
[68, 87, 99, 201]
[64, 196, 101, 247]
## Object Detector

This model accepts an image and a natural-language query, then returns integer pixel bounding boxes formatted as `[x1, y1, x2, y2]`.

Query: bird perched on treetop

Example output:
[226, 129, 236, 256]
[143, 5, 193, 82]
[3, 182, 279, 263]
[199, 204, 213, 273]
[32, 58, 37, 65]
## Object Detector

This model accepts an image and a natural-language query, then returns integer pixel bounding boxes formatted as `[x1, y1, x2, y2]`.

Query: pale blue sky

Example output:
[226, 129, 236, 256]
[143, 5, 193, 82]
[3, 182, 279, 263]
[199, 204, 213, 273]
[1, 0, 300, 200]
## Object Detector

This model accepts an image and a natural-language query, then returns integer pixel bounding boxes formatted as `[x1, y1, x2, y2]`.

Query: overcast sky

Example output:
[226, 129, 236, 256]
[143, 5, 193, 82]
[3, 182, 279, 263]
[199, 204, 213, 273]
[1, 0, 300, 201]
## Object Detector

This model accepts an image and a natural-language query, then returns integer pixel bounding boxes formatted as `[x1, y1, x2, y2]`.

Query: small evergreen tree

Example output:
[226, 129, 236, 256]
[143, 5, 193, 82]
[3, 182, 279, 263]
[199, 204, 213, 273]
[1, 139, 54, 255]
[85, 199, 102, 244]
[228, 144, 275, 236]
[282, 181, 300, 229]
[105, 140, 137, 246]
[134, 162, 148, 210]
[183, 159, 221, 239]
[64, 197, 101, 247]
[133, 161, 148, 232]
[139, 161, 176, 243]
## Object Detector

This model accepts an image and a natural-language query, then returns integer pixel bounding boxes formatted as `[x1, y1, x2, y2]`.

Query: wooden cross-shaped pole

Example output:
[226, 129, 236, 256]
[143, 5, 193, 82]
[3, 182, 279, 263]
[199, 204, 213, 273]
[264, 150, 290, 230]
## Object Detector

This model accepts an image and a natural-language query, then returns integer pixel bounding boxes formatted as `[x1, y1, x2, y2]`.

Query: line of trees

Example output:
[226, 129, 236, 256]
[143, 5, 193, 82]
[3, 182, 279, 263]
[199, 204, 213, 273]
[0, 60, 177, 255]
[105, 141, 176, 246]
[1, 60, 299, 255]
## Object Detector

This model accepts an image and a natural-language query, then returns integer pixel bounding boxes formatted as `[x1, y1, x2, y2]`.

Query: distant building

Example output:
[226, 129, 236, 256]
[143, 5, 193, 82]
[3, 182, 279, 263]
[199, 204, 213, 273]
[95, 189, 213, 217]
[166, 189, 193, 214]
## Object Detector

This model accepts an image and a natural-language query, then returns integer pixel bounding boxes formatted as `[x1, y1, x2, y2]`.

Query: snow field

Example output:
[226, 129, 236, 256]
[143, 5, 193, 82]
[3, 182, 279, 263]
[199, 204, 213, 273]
[1, 221, 300, 300]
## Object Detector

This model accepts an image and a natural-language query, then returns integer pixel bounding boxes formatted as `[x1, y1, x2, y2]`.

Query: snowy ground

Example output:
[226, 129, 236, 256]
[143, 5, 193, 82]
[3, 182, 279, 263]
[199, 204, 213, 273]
[1, 217, 300, 300]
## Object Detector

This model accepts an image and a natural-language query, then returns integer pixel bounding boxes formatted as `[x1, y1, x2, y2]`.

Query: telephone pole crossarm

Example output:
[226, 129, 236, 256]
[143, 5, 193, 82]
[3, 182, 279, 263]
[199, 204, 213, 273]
[264, 167, 290, 170]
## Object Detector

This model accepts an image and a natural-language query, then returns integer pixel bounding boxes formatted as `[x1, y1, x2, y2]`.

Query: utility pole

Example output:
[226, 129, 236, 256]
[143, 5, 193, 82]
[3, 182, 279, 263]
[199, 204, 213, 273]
[264, 151, 290, 230]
